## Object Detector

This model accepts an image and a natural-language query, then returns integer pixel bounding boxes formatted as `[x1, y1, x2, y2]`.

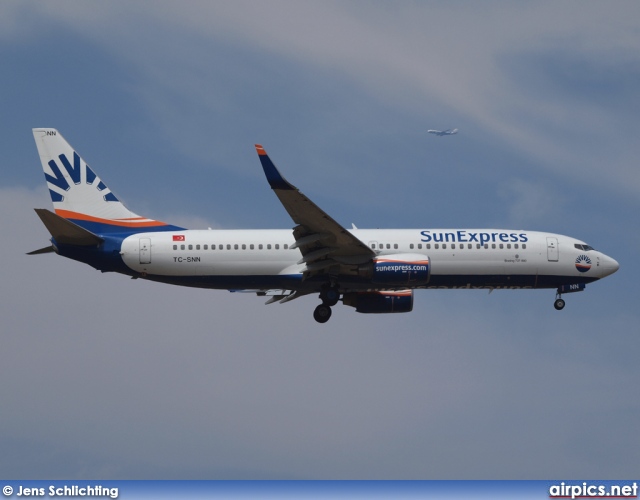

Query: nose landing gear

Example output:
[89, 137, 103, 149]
[554, 296, 566, 310]
[554, 283, 586, 310]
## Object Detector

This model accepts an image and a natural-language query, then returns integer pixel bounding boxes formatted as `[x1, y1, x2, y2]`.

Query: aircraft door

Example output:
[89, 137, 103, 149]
[546, 237, 558, 262]
[139, 238, 151, 264]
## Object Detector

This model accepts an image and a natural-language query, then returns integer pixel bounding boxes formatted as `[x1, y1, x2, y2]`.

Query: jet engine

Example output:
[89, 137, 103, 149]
[343, 290, 414, 314]
[358, 253, 430, 286]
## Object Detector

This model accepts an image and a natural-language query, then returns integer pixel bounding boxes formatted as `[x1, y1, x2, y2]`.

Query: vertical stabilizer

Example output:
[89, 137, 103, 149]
[32, 128, 182, 234]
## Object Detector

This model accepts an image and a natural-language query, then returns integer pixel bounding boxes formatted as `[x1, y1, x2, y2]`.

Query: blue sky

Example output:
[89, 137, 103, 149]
[1, 1, 639, 479]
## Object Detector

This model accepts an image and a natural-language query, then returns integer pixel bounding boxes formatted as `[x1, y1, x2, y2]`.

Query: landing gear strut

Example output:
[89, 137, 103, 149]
[314, 284, 340, 323]
[553, 283, 586, 311]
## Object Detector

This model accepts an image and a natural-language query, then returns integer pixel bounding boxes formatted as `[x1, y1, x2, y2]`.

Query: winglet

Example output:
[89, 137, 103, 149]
[255, 144, 295, 191]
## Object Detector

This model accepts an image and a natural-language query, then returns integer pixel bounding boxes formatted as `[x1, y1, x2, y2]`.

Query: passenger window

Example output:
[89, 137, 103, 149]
[484, 244, 489, 249]
[259, 244, 263, 250]
[418, 244, 422, 249]
[499, 244, 503, 249]
[196, 244, 201, 250]
[250, 244, 254, 250]
[442, 244, 446, 249]
[507, 244, 511, 249]
[204, 244, 208, 250]
[188, 244, 193, 250]
[267, 244, 272, 250]
[410, 244, 414, 249]
[234, 244, 239, 250]
[227, 244, 231, 250]
[284, 244, 288, 249]
[181, 244, 185, 250]
[435, 244, 439, 249]
[522, 244, 527, 249]
[476, 244, 480, 249]
[173, 245, 177, 250]
[451, 244, 455, 249]
[394, 244, 398, 249]
[371, 243, 376, 249]
[386, 244, 391, 249]
[514, 244, 518, 249]
[275, 244, 280, 250]
[468, 244, 472, 249]
[427, 244, 431, 250]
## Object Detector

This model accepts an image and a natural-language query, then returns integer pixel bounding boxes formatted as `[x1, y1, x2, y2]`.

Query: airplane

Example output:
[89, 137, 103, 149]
[428, 128, 458, 136]
[29, 128, 619, 323]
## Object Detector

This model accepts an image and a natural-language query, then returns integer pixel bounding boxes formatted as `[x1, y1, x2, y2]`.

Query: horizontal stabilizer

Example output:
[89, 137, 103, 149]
[34, 208, 103, 246]
[26, 245, 55, 255]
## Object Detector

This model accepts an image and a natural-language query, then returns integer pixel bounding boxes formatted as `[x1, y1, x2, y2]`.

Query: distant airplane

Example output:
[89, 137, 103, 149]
[29, 129, 618, 323]
[428, 128, 458, 136]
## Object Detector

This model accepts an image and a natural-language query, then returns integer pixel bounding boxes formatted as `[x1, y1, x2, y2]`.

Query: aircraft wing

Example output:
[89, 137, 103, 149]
[256, 145, 375, 276]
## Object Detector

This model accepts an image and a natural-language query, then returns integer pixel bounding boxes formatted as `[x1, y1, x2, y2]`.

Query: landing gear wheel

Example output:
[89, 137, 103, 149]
[554, 298, 566, 311]
[313, 304, 332, 323]
[320, 286, 340, 306]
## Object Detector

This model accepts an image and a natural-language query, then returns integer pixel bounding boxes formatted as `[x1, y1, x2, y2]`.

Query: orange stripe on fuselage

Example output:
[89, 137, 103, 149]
[373, 290, 413, 297]
[55, 209, 168, 227]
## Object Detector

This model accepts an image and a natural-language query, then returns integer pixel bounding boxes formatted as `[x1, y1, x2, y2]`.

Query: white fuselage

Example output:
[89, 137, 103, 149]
[119, 228, 618, 290]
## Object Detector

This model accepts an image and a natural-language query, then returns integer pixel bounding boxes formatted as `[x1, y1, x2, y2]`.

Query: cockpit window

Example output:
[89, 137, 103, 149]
[574, 244, 595, 251]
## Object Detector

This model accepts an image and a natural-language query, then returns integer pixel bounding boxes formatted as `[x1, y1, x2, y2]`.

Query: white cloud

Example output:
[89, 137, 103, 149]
[498, 178, 562, 227]
[11, 1, 635, 196]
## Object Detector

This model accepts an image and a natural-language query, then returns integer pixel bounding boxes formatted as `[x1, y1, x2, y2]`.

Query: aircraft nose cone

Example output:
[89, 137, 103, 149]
[602, 256, 620, 277]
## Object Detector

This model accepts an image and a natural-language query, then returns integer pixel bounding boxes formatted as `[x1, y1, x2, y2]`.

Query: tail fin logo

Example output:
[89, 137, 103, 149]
[45, 152, 119, 203]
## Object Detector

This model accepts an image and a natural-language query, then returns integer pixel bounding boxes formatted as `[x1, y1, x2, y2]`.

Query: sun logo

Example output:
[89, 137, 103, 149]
[575, 254, 592, 273]
[45, 152, 119, 203]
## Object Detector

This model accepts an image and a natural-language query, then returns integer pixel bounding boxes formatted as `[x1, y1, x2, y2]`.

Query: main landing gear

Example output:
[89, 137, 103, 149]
[554, 296, 566, 311]
[313, 284, 340, 323]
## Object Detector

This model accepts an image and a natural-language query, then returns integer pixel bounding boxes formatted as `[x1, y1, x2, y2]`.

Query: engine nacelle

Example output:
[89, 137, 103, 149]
[363, 253, 430, 286]
[343, 290, 414, 314]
